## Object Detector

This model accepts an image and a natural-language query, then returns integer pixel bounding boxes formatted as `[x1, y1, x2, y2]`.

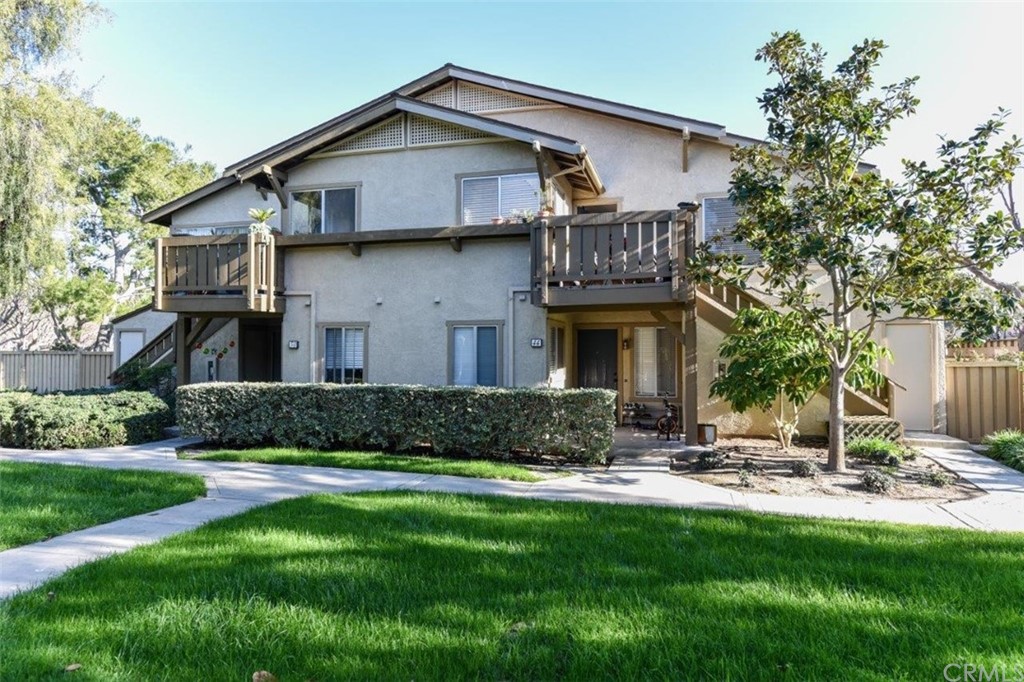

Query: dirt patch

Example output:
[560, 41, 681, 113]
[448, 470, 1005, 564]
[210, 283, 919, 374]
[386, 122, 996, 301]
[672, 437, 982, 502]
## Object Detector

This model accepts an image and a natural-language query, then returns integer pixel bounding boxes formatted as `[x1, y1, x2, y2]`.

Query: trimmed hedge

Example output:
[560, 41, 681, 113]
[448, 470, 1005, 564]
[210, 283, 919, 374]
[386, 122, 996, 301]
[177, 383, 617, 464]
[0, 391, 34, 445]
[3, 391, 173, 450]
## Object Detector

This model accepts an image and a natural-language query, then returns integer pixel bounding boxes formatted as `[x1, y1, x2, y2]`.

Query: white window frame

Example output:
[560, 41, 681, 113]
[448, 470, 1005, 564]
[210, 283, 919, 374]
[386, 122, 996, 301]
[632, 326, 678, 398]
[457, 170, 539, 224]
[320, 324, 368, 385]
[447, 321, 504, 387]
[288, 184, 361, 235]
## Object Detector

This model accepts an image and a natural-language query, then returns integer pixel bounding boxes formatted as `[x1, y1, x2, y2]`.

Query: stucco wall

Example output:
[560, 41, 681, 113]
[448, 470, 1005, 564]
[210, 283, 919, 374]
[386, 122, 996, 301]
[280, 239, 546, 387]
[188, 319, 240, 383]
[488, 108, 735, 210]
[171, 141, 536, 232]
[111, 308, 175, 368]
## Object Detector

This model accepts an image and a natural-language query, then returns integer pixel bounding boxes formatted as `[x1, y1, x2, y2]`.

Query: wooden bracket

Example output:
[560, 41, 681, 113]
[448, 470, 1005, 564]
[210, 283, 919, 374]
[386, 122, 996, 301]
[348, 243, 362, 257]
[261, 165, 289, 208]
[450, 237, 462, 253]
[650, 310, 686, 347]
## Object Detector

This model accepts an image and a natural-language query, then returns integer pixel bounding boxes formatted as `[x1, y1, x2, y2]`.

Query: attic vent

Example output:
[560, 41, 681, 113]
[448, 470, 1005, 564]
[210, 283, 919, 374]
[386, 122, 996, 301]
[407, 115, 493, 146]
[418, 82, 455, 108]
[458, 83, 544, 113]
[324, 115, 405, 154]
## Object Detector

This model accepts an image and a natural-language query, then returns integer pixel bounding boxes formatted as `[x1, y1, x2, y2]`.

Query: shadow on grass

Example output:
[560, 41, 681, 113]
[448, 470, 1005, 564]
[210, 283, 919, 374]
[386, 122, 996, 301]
[2, 492, 1022, 680]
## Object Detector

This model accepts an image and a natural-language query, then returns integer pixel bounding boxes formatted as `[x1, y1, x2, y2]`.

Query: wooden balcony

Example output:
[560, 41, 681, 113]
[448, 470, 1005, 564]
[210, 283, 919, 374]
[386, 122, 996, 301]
[154, 234, 285, 314]
[531, 211, 693, 309]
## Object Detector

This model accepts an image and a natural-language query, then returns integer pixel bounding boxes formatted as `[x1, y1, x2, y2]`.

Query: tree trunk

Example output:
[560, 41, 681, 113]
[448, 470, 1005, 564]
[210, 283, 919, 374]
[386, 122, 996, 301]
[827, 364, 847, 471]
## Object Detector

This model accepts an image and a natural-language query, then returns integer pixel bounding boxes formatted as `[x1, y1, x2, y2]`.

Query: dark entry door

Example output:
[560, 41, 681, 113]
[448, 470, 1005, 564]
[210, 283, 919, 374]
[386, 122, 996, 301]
[577, 329, 618, 390]
[240, 320, 282, 382]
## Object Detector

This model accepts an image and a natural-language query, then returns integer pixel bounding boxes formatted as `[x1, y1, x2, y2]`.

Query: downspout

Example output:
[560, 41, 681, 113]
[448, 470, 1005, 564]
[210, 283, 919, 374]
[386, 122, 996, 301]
[681, 126, 690, 173]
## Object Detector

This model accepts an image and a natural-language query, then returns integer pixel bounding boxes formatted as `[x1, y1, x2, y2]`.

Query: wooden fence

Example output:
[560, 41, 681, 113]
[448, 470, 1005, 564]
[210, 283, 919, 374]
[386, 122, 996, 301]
[945, 361, 1023, 442]
[0, 351, 113, 393]
[947, 338, 1021, 360]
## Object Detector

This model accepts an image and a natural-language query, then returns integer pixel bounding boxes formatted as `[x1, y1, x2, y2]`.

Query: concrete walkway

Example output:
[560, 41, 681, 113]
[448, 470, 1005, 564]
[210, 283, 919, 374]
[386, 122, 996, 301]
[2, 435, 1022, 599]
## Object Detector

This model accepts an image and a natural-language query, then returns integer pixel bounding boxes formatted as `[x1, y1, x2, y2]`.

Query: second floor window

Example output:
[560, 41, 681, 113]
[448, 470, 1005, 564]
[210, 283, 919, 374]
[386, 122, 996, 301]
[702, 196, 759, 264]
[291, 187, 357, 234]
[461, 173, 539, 224]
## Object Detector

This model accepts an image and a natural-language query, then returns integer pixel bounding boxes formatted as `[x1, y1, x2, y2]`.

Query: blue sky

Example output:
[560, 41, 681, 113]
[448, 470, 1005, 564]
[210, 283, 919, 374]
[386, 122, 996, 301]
[70, 1, 1023, 279]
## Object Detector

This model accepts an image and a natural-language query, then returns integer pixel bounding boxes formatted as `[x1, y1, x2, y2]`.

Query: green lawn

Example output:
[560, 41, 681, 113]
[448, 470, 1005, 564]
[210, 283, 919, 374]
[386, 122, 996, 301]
[2, 493, 1021, 680]
[187, 447, 558, 482]
[0, 461, 206, 550]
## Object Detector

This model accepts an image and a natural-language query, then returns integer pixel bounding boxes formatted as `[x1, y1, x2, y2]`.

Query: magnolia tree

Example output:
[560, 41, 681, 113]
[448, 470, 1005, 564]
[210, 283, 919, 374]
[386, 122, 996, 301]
[693, 32, 1023, 471]
[711, 308, 888, 450]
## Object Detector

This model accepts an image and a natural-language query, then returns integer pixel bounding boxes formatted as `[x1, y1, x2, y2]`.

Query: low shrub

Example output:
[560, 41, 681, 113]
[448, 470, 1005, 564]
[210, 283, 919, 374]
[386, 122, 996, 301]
[693, 451, 726, 471]
[983, 430, 1024, 471]
[847, 437, 910, 467]
[918, 470, 953, 488]
[5, 391, 172, 449]
[737, 470, 755, 488]
[740, 458, 764, 475]
[790, 459, 819, 478]
[0, 391, 34, 444]
[861, 469, 896, 494]
[176, 383, 616, 464]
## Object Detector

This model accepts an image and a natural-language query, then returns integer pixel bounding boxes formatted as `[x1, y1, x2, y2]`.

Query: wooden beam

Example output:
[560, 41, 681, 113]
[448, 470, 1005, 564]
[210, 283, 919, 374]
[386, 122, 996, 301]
[449, 237, 462, 253]
[277, 222, 532, 248]
[262, 165, 288, 208]
[348, 243, 362, 257]
[683, 211, 699, 446]
[650, 310, 686, 347]
[174, 315, 192, 386]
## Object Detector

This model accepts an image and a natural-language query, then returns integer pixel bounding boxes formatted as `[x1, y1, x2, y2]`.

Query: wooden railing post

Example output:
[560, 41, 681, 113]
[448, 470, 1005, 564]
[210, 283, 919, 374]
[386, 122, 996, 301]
[683, 210, 699, 445]
[246, 232, 257, 311]
[531, 220, 550, 306]
[154, 237, 165, 309]
[670, 211, 683, 301]
[265, 234, 276, 312]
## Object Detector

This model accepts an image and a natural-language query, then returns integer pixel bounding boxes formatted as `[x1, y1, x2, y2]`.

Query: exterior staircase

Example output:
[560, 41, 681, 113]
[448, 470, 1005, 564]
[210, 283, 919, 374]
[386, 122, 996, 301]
[110, 317, 231, 385]
[696, 283, 897, 416]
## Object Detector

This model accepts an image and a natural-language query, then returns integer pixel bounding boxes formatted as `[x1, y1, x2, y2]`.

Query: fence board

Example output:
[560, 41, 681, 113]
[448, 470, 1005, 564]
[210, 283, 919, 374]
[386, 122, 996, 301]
[0, 352, 113, 392]
[945, 362, 1023, 442]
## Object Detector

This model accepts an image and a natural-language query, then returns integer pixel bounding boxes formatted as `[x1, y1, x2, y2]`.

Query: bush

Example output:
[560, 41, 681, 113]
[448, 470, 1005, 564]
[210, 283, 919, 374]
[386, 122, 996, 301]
[790, 459, 819, 478]
[861, 469, 896, 494]
[983, 430, 1024, 471]
[693, 451, 726, 471]
[176, 383, 616, 464]
[737, 470, 755, 488]
[5, 391, 172, 449]
[0, 391, 34, 444]
[918, 470, 953, 488]
[847, 437, 910, 466]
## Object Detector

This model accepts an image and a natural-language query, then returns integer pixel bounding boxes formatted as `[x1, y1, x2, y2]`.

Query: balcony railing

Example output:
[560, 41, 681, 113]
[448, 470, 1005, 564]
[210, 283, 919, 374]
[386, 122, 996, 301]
[154, 233, 284, 314]
[531, 211, 692, 307]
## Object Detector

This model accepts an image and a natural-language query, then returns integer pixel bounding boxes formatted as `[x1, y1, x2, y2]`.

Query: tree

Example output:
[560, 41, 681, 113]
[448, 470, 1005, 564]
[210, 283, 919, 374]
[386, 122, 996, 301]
[71, 108, 216, 308]
[693, 32, 1023, 471]
[711, 308, 888, 449]
[0, 0, 96, 298]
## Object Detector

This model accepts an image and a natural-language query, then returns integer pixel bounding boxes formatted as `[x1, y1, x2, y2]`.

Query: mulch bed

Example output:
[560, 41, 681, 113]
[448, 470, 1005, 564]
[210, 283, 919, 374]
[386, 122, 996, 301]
[671, 436, 982, 502]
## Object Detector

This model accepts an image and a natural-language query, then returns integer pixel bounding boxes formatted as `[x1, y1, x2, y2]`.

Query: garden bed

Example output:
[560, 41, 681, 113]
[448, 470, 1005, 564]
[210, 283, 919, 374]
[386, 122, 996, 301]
[673, 437, 982, 502]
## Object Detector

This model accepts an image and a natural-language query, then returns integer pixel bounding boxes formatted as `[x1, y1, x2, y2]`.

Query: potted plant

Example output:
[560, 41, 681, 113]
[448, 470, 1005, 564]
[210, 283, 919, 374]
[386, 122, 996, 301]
[537, 185, 555, 218]
[491, 216, 504, 225]
[248, 207, 278, 239]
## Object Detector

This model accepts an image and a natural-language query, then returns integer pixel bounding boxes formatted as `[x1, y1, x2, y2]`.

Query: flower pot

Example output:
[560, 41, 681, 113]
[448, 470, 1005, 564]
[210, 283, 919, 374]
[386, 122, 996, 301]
[491, 217, 504, 225]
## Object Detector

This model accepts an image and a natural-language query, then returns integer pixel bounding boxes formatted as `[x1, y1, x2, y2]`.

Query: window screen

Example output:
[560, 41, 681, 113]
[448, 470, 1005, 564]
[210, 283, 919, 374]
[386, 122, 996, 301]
[291, 188, 357, 234]
[461, 173, 540, 224]
[451, 325, 499, 386]
[703, 196, 759, 263]
[324, 327, 365, 384]
[634, 327, 676, 397]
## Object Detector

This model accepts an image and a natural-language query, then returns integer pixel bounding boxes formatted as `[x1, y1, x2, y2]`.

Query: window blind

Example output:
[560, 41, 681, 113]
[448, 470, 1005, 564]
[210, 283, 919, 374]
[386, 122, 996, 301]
[452, 325, 499, 387]
[325, 327, 364, 384]
[703, 196, 759, 264]
[634, 327, 676, 397]
[462, 177, 499, 224]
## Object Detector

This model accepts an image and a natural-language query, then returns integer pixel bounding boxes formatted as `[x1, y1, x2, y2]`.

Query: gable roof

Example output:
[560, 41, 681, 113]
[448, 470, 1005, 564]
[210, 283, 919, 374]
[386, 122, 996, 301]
[144, 65, 739, 226]
[145, 96, 603, 225]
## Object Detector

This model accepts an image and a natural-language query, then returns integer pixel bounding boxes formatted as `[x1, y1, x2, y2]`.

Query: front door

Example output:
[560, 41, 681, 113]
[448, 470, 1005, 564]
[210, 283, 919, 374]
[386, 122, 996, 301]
[577, 329, 618, 390]
[240, 320, 282, 382]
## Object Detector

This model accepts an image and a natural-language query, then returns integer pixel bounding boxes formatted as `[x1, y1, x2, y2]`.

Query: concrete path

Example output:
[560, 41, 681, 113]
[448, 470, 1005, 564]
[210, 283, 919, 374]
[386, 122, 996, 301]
[2, 435, 1022, 599]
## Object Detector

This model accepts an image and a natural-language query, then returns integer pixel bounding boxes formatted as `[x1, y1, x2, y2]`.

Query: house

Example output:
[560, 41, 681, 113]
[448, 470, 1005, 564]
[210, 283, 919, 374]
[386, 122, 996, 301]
[135, 64, 946, 438]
